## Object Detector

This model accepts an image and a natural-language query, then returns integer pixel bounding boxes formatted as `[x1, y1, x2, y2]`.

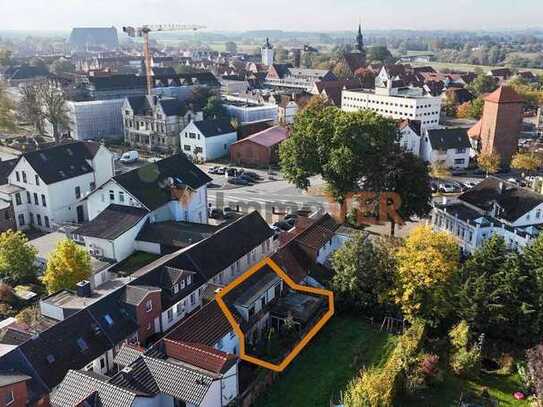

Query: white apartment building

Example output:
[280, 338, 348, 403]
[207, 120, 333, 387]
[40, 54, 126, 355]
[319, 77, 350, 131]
[342, 86, 442, 129]
[2, 142, 114, 232]
[431, 177, 543, 254]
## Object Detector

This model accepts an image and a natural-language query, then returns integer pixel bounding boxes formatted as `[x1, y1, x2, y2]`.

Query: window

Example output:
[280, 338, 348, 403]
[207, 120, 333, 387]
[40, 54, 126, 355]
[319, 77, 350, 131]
[104, 314, 114, 326]
[456, 148, 466, 154]
[37, 214, 42, 226]
[173, 284, 179, 294]
[167, 308, 174, 321]
[145, 300, 153, 312]
[183, 145, 191, 152]
[29, 213, 34, 225]
[109, 190, 115, 201]
[34, 174, 40, 185]
[41, 194, 46, 207]
[190, 293, 196, 305]
[90, 182, 96, 191]
[176, 302, 183, 314]
[100, 358, 106, 369]
[46, 354, 55, 364]
[15, 171, 20, 182]
[34, 193, 38, 205]
[17, 214, 24, 226]
[75, 186, 81, 199]
[248, 306, 255, 317]
[76, 338, 88, 352]
[119, 191, 125, 203]
[26, 191, 31, 204]
[22, 171, 27, 183]
[44, 216, 50, 228]
[260, 297, 266, 309]
[3, 390, 14, 406]
[454, 159, 465, 165]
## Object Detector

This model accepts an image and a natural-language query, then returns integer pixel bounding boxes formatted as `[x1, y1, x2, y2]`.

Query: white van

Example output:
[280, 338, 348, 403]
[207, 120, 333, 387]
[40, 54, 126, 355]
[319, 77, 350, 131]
[120, 151, 139, 163]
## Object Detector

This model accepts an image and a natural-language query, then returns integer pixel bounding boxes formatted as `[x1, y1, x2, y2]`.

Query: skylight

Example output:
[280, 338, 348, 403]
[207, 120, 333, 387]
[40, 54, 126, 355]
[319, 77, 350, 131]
[77, 338, 88, 352]
[104, 314, 114, 326]
[46, 354, 55, 364]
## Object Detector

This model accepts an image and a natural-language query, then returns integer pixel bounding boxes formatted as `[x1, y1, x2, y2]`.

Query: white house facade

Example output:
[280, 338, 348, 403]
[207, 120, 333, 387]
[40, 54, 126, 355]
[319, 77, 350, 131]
[180, 119, 237, 162]
[431, 177, 543, 253]
[6, 142, 114, 232]
[420, 128, 472, 169]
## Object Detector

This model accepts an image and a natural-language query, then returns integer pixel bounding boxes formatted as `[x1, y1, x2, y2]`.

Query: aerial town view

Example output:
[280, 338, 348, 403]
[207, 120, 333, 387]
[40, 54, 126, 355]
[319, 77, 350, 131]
[2, 0, 543, 406]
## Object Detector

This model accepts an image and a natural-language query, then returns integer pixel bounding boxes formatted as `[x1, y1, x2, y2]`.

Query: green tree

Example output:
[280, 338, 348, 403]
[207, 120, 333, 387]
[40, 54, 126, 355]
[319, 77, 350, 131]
[393, 225, 460, 326]
[0, 81, 16, 132]
[331, 233, 396, 314]
[0, 230, 38, 284]
[279, 103, 399, 202]
[367, 46, 394, 64]
[457, 236, 540, 351]
[43, 239, 91, 293]
[467, 74, 499, 96]
[377, 152, 432, 236]
[224, 41, 237, 54]
[203, 96, 228, 119]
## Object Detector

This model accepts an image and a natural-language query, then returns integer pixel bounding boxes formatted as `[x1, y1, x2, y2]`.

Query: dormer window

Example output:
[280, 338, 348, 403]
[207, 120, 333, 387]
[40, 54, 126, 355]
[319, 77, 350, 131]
[173, 284, 179, 294]
[77, 338, 88, 352]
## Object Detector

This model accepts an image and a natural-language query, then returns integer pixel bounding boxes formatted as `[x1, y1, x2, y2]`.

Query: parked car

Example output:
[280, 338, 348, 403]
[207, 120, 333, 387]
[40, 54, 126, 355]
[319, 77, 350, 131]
[463, 181, 478, 189]
[244, 171, 261, 180]
[451, 169, 467, 176]
[239, 174, 255, 184]
[284, 213, 298, 221]
[273, 221, 293, 231]
[215, 167, 227, 175]
[223, 207, 236, 219]
[120, 151, 139, 163]
[226, 168, 240, 177]
[209, 208, 223, 219]
[439, 183, 456, 193]
[208, 166, 220, 174]
[228, 177, 251, 186]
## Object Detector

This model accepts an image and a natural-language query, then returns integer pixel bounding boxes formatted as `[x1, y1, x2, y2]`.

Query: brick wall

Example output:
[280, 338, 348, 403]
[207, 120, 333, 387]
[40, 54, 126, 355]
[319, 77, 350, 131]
[135, 291, 162, 345]
[0, 381, 29, 407]
[480, 100, 523, 166]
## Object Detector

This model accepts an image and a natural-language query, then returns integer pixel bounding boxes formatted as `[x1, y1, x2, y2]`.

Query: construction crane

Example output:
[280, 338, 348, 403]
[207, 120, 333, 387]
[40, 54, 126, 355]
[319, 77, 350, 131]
[122, 24, 206, 95]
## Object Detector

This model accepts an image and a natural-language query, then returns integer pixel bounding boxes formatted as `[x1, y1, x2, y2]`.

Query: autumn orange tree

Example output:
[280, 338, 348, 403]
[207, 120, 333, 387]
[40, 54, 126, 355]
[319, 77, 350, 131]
[511, 152, 543, 175]
[477, 151, 501, 175]
[393, 225, 460, 326]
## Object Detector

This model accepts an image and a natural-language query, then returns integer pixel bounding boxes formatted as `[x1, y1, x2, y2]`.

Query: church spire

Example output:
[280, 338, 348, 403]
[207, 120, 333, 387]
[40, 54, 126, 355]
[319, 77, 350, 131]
[356, 23, 364, 52]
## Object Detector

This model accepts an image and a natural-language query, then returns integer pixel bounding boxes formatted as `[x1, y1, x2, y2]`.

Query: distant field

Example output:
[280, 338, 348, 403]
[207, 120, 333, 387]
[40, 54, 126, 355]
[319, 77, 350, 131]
[411, 61, 543, 75]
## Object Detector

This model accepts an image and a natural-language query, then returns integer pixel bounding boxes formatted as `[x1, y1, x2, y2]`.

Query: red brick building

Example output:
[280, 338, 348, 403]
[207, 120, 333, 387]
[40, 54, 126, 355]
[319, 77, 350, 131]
[0, 373, 32, 407]
[469, 86, 524, 167]
[229, 126, 290, 166]
[122, 285, 162, 345]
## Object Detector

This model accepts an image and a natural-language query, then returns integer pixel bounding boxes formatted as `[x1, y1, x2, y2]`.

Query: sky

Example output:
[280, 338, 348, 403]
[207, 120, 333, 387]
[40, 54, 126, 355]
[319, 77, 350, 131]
[2, 0, 543, 32]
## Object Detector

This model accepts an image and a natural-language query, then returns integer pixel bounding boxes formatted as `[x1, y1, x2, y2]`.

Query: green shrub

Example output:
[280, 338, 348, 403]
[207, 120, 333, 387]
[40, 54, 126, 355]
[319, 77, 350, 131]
[449, 320, 481, 379]
[343, 320, 426, 407]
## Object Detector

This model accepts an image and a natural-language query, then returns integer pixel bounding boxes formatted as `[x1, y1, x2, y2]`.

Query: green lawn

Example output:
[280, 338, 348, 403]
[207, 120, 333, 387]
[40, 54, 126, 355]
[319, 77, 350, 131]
[401, 370, 526, 407]
[257, 315, 397, 407]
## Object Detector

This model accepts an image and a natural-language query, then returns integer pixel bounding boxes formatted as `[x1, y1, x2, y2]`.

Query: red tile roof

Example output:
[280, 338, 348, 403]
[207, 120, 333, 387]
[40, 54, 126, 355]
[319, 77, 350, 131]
[162, 339, 236, 374]
[233, 126, 289, 148]
[166, 301, 236, 347]
[484, 86, 524, 104]
[468, 119, 482, 140]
